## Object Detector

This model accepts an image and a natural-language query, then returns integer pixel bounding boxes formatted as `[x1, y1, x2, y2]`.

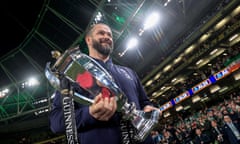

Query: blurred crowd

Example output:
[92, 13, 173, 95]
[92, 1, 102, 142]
[151, 93, 240, 144]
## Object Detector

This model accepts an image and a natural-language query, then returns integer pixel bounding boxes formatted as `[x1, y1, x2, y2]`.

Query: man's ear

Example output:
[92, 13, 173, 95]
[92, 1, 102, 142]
[85, 36, 91, 45]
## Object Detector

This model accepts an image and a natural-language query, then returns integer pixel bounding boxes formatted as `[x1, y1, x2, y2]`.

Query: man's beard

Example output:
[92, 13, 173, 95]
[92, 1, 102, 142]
[92, 39, 113, 56]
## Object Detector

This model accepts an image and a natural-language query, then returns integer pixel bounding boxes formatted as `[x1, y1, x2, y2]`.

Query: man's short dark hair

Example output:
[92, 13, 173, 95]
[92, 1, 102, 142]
[85, 22, 109, 37]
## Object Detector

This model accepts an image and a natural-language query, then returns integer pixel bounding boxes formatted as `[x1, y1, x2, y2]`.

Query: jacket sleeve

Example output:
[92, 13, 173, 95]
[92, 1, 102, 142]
[49, 90, 106, 134]
[132, 70, 153, 109]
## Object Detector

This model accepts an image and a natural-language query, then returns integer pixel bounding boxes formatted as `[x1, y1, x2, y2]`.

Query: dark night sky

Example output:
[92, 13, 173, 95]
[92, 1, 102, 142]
[0, 0, 43, 58]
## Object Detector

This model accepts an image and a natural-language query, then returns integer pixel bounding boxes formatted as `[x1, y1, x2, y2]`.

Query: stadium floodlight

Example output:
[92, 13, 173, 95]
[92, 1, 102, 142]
[22, 77, 40, 88]
[28, 77, 39, 87]
[164, 0, 171, 7]
[94, 11, 103, 22]
[2, 88, 9, 94]
[0, 88, 9, 98]
[119, 37, 139, 57]
[127, 37, 138, 50]
[143, 12, 160, 30]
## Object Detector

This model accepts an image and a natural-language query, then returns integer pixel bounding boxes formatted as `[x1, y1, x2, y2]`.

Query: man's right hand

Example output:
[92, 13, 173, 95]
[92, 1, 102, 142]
[89, 93, 117, 121]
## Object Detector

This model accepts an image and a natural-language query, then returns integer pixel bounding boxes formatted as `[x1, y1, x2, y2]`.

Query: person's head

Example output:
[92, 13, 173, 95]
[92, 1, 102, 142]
[195, 128, 202, 135]
[223, 114, 232, 123]
[211, 120, 218, 127]
[85, 23, 113, 60]
[222, 108, 229, 115]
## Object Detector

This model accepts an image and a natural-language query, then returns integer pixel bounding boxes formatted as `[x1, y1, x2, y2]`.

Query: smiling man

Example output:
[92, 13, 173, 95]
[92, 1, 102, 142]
[49, 23, 160, 144]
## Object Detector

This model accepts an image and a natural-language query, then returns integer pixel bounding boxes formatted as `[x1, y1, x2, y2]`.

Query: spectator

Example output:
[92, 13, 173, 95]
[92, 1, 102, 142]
[210, 120, 228, 144]
[194, 128, 211, 144]
[223, 114, 240, 144]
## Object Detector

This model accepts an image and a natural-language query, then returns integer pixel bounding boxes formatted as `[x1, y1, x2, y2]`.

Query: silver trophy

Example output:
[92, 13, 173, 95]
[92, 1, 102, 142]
[45, 47, 160, 141]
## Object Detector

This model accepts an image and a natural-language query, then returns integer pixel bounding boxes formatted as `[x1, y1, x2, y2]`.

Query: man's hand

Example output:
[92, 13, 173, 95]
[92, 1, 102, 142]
[89, 93, 117, 121]
[144, 105, 160, 112]
[144, 105, 162, 116]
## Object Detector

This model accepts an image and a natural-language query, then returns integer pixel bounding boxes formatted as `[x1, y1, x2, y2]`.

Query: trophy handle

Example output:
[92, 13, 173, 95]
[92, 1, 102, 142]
[45, 62, 60, 90]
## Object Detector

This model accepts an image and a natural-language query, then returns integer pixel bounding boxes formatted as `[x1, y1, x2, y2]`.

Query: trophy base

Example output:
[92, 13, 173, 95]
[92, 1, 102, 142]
[133, 110, 160, 141]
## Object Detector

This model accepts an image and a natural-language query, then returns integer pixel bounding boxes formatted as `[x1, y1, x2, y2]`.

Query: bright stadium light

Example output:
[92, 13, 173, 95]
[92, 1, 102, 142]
[164, 0, 171, 7]
[28, 77, 39, 86]
[22, 77, 40, 88]
[143, 12, 160, 30]
[0, 88, 9, 98]
[127, 37, 138, 49]
[139, 12, 160, 36]
[119, 37, 139, 57]
[94, 11, 103, 23]
[2, 88, 9, 94]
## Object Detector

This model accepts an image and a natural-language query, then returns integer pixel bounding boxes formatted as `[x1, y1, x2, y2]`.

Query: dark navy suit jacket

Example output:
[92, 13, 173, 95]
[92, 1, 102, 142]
[49, 58, 154, 144]
[223, 122, 240, 144]
[211, 126, 229, 144]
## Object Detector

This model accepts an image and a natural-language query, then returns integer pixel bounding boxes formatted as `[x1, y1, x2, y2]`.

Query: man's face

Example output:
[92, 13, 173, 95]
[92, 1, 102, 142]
[195, 129, 201, 135]
[89, 24, 113, 56]
[223, 115, 231, 123]
[211, 121, 217, 127]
